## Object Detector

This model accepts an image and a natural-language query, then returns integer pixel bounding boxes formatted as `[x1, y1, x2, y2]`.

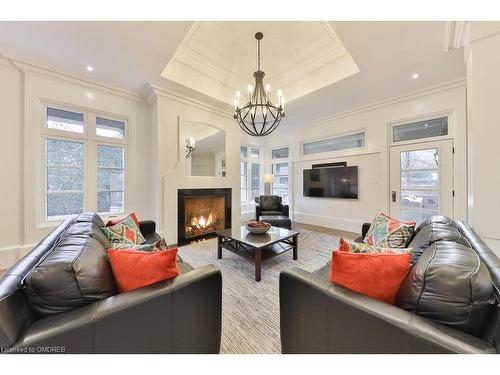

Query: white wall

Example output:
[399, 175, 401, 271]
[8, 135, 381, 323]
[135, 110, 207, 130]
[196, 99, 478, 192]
[148, 86, 240, 245]
[0, 58, 152, 268]
[466, 22, 500, 255]
[0, 61, 23, 268]
[262, 82, 468, 234]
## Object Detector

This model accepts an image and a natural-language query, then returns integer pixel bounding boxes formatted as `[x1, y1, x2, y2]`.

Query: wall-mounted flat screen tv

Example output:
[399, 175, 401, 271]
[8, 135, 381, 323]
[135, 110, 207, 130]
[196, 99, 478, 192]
[303, 166, 358, 199]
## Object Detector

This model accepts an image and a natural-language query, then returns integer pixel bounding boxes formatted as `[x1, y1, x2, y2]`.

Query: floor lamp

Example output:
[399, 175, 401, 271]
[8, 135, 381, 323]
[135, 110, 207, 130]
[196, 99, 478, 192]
[263, 174, 275, 195]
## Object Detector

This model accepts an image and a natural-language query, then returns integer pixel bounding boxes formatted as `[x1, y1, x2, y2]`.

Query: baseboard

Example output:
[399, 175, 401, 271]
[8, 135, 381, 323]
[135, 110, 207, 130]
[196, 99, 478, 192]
[292, 212, 363, 234]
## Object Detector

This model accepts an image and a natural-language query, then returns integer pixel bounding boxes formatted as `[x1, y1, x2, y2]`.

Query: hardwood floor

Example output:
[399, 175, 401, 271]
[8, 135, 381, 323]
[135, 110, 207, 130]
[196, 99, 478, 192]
[292, 222, 359, 240]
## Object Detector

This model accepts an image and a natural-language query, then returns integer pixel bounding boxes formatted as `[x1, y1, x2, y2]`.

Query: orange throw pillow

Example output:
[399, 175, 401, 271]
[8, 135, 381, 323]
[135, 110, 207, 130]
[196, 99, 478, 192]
[107, 248, 179, 293]
[106, 212, 140, 227]
[328, 250, 411, 304]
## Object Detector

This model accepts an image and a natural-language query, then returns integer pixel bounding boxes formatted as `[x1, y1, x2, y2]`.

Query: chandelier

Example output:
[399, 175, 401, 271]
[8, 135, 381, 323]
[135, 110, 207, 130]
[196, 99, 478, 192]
[233, 32, 285, 137]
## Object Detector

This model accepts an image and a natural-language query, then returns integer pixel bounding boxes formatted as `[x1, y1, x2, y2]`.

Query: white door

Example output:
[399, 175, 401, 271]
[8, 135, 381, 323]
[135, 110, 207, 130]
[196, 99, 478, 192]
[389, 140, 453, 225]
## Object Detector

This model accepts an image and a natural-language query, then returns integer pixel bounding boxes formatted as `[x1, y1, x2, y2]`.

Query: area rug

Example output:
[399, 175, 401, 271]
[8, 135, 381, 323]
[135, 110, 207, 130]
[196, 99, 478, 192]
[177, 226, 340, 354]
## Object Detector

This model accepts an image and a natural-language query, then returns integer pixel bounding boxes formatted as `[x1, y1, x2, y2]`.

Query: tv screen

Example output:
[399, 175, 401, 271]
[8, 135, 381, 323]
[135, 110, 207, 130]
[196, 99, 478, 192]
[303, 166, 358, 199]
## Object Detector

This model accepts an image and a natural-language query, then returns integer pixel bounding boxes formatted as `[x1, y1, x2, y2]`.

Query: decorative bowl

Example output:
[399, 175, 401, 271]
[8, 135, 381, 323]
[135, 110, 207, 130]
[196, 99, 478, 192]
[245, 221, 272, 234]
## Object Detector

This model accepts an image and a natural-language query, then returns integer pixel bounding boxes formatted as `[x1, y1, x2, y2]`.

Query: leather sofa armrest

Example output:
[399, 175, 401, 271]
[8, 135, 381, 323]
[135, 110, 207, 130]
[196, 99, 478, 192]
[94, 265, 222, 353]
[281, 204, 289, 217]
[138, 220, 156, 236]
[279, 267, 494, 354]
[14, 265, 222, 353]
[255, 203, 262, 221]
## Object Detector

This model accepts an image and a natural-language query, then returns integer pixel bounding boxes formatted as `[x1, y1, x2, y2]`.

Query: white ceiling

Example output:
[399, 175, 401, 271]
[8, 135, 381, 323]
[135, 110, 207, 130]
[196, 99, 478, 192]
[161, 22, 359, 104]
[0, 21, 466, 128]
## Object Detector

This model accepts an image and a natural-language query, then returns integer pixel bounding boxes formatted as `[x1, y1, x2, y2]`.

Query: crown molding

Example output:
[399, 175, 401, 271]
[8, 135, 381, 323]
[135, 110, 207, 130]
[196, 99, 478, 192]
[445, 21, 469, 51]
[2, 56, 145, 102]
[280, 78, 467, 133]
[146, 83, 233, 119]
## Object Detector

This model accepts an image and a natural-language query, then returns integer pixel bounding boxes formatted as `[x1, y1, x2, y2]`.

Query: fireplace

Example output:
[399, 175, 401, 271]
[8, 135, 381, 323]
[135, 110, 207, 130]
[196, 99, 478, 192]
[178, 188, 231, 244]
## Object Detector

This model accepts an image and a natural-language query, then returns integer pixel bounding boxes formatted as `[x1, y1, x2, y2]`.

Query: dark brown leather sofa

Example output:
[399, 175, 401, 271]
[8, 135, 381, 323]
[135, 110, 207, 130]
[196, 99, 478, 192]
[279, 217, 500, 354]
[0, 213, 222, 354]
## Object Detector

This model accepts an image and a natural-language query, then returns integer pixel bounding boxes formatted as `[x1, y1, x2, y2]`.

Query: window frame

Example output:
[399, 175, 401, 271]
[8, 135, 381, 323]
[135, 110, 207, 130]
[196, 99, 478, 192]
[388, 111, 453, 147]
[40, 101, 129, 225]
[240, 145, 262, 203]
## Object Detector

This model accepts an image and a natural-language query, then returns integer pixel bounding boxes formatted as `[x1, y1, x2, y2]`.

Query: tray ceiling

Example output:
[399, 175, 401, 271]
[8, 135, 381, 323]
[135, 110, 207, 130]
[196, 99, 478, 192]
[161, 21, 360, 105]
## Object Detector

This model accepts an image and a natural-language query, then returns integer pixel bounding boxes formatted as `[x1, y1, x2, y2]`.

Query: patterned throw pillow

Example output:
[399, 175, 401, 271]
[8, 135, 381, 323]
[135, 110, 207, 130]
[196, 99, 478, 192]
[111, 238, 167, 251]
[106, 212, 140, 227]
[363, 212, 415, 248]
[101, 215, 145, 245]
[339, 238, 413, 254]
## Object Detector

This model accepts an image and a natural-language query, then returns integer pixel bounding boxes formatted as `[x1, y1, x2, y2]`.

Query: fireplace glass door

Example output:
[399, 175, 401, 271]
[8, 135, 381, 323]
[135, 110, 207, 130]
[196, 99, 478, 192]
[184, 195, 226, 239]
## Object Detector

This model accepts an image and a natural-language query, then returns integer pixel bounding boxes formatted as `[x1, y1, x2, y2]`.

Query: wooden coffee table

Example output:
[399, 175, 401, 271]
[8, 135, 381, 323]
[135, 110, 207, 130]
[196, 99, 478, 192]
[216, 225, 299, 282]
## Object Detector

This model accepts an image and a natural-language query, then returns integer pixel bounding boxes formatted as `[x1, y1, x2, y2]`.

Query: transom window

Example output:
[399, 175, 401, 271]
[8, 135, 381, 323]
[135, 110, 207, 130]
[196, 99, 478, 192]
[393, 117, 448, 143]
[303, 132, 365, 155]
[43, 105, 127, 221]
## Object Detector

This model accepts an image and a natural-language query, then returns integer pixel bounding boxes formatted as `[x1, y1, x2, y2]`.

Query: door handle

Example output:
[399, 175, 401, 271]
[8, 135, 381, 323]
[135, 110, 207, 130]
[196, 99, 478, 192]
[392, 191, 397, 202]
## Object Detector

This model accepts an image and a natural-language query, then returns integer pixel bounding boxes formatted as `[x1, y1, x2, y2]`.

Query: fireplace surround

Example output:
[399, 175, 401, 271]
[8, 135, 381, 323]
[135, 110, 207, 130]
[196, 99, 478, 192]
[178, 188, 232, 244]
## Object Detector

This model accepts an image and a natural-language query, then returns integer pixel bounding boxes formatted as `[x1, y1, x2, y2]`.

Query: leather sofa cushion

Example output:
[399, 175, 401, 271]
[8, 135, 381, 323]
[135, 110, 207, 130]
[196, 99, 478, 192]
[260, 210, 284, 216]
[74, 212, 105, 227]
[396, 241, 496, 338]
[24, 234, 117, 317]
[259, 195, 281, 211]
[408, 222, 470, 265]
[65, 221, 111, 249]
[413, 215, 457, 235]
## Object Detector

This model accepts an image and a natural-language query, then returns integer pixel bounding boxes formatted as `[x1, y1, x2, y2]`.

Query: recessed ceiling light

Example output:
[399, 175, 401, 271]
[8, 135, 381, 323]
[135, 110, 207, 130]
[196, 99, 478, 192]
[86, 65, 94, 72]
[412, 73, 419, 79]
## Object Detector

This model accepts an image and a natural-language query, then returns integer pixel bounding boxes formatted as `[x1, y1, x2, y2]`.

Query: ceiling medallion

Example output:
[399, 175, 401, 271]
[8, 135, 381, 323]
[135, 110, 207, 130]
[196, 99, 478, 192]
[233, 32, 285, 137]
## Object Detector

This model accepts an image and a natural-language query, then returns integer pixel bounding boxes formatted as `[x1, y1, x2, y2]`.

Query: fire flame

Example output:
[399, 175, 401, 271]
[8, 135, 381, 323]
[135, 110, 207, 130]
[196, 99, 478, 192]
[190, 212, 214, 229]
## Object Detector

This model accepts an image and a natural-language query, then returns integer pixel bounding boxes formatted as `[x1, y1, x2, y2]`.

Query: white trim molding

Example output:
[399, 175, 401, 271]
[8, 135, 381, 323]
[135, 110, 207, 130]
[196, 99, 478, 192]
[445, 21, 470, 53]
[280, 79, 467, 133]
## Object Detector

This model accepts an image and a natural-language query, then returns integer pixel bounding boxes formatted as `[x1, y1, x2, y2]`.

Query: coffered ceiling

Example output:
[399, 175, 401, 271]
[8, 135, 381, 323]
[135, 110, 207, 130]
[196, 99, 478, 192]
[161, 22, 360, 104]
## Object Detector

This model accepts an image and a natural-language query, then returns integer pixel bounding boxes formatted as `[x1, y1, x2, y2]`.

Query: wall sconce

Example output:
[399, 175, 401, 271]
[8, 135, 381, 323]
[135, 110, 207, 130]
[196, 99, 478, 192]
[185, 137, 196, 159]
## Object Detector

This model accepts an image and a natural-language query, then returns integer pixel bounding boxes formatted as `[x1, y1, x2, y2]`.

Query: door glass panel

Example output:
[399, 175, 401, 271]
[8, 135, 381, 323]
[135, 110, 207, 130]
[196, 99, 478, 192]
[400, 148, 439, 224]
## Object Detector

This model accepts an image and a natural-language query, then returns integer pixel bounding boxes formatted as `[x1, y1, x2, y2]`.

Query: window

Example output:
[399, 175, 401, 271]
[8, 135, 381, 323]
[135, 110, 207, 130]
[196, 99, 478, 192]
[240, 161, 248, 203]
[96, 117, 125, 139]
[393, 117, 448, 143]
[250, 147, 259, 158]
[240, 146, 248, 158]
[251, 163, 260, 200]
[43, 105, 127, 221]
[240, 145, 261, 202]
[97, 145, 125, 213]
[47, 107, 84, 134]
[272, 162, 289, 203]
[272, 147, 289, 159]
[303, 132, 365, 155]
[46, 139, 84, 219]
